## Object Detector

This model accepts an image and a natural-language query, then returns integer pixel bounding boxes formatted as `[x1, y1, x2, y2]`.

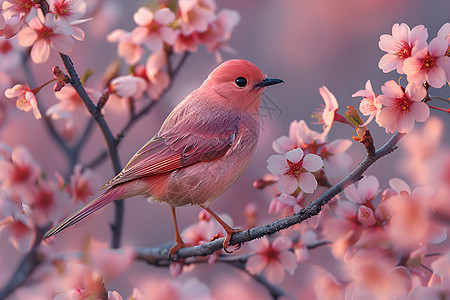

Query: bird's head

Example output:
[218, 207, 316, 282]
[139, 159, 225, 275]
[200, 59, 284, 113]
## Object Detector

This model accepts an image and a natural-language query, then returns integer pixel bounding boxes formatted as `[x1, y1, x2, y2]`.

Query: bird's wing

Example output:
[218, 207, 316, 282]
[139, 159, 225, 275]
[100, 111, 240, 190]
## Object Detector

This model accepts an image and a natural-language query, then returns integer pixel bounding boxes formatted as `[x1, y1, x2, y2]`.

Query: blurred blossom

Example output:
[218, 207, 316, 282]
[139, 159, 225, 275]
[346, 250, 412, 300]
[376, 80, 429, 133]
[109, 74, 147, 98]
[319, 139, 353, 182]
[385, 178, 447, 249]
[403, 36, 450, 88]
[69, 164, 98, 204]
[196, 9, 240, 62]
[293, 230, 317, 262]
[344, 175, 379, 205]
[4, 83, 41, 119]
[18, 12, 75, 64]
[47, 85, 101, 129]
[378, 23, 428, 74]
[352, 80, 382, 126]
[0, 37, 21, 70]
[312, 266, 346, 300]
[131, 277, 211, 300]
[0, 145, 41, 189]
[245, 236, 297, 284]
[144, 50, 170, 99]
[0, 210, 35, 252]
[178, 0, 216, 35]
[267, 147, 323, 194]
[131, 7, 178, 52]
[107, 29, 143, 65]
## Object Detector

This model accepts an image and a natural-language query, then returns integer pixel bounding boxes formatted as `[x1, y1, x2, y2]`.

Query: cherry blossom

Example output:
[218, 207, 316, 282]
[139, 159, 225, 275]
[196, 9, 240, 62]
[318, 85, 338, 129]
[375, 80, 429, 133]
[109, 74, 147, 98]
[18, 12, 74, 63]
[268, 192, 304, 215]
[1, 0, 38, 19]
[245, 236, 297, 284]
[47, 85, 101, 129]
[4, 83, 41, 119]
[385, 178, 447, 249]
[0, 15, 26, 38]
[144, 50, 170, 99]
[131, 7, 178, 52]
[267, 148, 323, 194]
[178, 0, 216, 35]
[378, 23, 428, 74]
[0, 211, 35, 252]
[344, 175, 379, 205]
[319, 139, 353, 182]
[352, 80, 382, 125]
[0, 145, 41, 189]
[69, 164, 98, 204]
[49, 0, 87, 23]
[107, 29, 143, 65]
[272, 119, 326, 155]
[403, 37, 450, 88]
[131, 277, 210, 300]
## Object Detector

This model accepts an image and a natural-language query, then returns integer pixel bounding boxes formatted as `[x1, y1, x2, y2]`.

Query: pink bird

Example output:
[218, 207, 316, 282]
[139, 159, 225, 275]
[44, 59, 283, 254]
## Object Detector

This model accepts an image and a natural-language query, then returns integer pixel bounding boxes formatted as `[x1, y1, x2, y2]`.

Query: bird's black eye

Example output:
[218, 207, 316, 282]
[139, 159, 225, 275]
[235, 77, 247, 87]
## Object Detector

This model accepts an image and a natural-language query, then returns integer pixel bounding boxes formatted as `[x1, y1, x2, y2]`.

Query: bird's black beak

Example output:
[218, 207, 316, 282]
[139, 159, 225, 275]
[254, 77, 284, 90]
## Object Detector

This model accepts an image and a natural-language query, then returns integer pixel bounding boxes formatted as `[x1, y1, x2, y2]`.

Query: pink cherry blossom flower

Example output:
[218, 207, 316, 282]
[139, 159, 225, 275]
[320, 139, 353, 182]
[47, 85, 100, 129]
[18, 13, 74, 63]
[245, 236, 297, 284]
[131, 277, 210, 300]
[0, 211, 35, 252]
[294, 230, 317, 262]
[0, 15, 26, 38]
[1, 0, 38, 19]
[144, 50, 170, 99]
[173, 32, 199, 54]
[357, 205, 376, 226]
[131, 7, 178, 52]
[386, 178, 447, 249]
[21, 179, 59, 225]
[352, 80, 382, 125]
[4, 83, 41, 119]
[178, 0, 216, 35]
[0, 145, 41, 189]
[344, 175, 379, 205]
[403, 36, 450, 88]
[107, 29, 143, 65]
[272, 120, 327, 155]
[109, 75, 147, 98]
[378, 23, 428, 74]
[268, 192, 304, 215]
[438, 23, 450, 56]
[318, 85, 338, 129]
[49, 0, 87, 23]
[376, 80, 429, 133]
[197, 9, 240, 62]
[69, 164, 98, 204]
[267, 148, 323, 194]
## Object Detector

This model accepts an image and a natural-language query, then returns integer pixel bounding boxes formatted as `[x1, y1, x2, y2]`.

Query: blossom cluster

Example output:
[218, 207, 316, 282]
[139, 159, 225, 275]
[353, 23, 450, 134]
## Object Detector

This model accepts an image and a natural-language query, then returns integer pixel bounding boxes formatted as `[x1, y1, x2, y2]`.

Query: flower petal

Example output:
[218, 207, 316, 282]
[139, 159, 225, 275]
[302, 154, 323, 172]
[298, 172, 317, 194]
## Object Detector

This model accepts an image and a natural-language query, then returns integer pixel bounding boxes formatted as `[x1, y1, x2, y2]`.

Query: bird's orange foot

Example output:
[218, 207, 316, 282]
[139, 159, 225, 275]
[169, 240, 185, 256]
[222, 227, 243, 251]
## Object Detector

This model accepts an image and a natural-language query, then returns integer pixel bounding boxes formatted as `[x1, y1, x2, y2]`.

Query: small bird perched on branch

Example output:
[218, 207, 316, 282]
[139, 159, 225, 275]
[44, 59, 284, 254]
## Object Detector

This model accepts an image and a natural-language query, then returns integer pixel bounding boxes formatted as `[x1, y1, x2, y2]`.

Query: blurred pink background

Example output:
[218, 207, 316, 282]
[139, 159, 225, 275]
[1, 0, 450, 298]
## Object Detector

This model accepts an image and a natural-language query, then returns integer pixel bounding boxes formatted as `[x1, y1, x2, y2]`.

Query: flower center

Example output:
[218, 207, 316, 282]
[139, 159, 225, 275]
[396, 42, 412, 59]
[421, 53, 436, 71]
[396, 93, 412, 114]
[41, 27, 54, 41]
[286, 160, 303, 178]
[262, 245, 279, 261]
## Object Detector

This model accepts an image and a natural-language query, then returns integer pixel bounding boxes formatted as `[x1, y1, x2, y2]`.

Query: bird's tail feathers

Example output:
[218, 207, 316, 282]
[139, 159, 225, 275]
[44, 186, 125, 239]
